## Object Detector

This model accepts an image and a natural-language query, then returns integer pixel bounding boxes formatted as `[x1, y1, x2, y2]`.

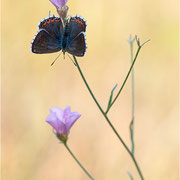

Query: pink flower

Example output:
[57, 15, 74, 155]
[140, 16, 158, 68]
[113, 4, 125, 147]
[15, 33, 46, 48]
[49, 0, 68, 8]
[46, 106, 81, 136]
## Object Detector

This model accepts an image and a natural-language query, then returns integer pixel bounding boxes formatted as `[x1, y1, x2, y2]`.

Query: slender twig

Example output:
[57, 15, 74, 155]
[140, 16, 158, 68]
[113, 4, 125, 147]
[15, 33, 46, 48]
[105, 39, 150, 114]
[129, 36, 135, 155]
[64, 143, 95, 180]
[128, 171, 134, 180]
[73, 56, 144, 180]
[105, 46, 140, 114]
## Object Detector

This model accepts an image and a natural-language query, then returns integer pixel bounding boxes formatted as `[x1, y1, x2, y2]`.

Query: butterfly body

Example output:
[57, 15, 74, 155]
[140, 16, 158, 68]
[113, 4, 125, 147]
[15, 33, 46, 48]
[31, 15, 87, 57]
[62, 22, 73, 54]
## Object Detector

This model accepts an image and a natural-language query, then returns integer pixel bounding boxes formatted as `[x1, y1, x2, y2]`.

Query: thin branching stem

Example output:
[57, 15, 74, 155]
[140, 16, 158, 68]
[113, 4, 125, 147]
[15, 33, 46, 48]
[73, 56, 144, 180]
[105, 46, 140, 114]
[64, 143, 95, 180]
[105, 39, 150, 114]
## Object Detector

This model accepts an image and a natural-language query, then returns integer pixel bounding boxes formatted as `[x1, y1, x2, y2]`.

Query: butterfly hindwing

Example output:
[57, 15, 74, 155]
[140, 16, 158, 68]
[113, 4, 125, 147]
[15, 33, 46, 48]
[31, 29, 61, 54]
[67, 32, 87, 57]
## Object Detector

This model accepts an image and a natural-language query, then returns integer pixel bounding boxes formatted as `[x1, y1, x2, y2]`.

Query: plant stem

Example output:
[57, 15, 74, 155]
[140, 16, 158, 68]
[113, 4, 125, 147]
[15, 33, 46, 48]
[105, 46, 141, 114]
[129, 37, 135, 155]
[64, 143, 95, 180]
[73, 56, 144, 180]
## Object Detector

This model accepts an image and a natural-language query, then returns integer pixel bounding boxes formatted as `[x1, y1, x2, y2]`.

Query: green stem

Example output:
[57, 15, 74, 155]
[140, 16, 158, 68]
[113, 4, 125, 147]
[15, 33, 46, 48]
[73, 56, 144, 180]
[105, 46, 141, 114]
[129, 38, 135, 155]
[64, 143, 95, 180]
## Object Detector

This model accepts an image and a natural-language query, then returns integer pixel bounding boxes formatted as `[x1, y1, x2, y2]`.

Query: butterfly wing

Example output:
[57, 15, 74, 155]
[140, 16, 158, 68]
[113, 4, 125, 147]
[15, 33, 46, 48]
[67, 16, 87, 40]
[38, 16, 64, 40]
[66, 32, 86, 57]
[65, 16, 87, 56]
[31, 29, 62, 54]
[31, 16, 63, 54]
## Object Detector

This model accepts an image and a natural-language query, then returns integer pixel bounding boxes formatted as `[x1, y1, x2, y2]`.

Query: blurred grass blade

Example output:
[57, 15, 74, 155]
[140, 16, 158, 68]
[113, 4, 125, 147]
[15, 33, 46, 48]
[128, 171, 134, 180]
[130, 119, 134, 155]
[105, 84, 118, 114]
[129, 35, 135, 155]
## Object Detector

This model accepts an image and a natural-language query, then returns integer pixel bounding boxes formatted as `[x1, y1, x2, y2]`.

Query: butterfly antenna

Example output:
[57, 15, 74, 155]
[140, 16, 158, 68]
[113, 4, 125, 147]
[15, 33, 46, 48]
[67, 53, 77, 66]
[51, 52, 62, 66]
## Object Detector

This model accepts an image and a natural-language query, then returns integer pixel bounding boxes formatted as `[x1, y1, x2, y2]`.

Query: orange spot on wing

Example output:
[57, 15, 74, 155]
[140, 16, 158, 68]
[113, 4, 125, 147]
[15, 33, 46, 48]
[51, 18, 55, 22]
[47, 20, 51, 23]
[42, 22, 47, 27]
[72, 17, 86, 28]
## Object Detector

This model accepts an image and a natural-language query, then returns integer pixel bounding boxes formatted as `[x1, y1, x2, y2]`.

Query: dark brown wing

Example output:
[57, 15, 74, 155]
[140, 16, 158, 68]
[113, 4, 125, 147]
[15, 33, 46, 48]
[31, 29, 61, 54]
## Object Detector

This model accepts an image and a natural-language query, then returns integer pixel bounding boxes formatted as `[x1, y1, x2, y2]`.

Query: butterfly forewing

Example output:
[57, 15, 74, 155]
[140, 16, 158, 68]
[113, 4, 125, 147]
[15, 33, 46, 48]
[38, 17, 64, 40]
[67, 16, 87, 42]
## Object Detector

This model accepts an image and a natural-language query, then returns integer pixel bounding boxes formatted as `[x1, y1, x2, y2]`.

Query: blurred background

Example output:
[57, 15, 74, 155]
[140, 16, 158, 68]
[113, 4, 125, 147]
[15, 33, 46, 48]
[2, 0, 178, 179]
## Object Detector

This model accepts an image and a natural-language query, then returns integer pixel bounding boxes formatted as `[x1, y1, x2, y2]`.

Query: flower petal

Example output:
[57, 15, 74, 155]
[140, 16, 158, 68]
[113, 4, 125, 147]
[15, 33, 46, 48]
[62, 106, 71, 123]
[64, 106, 71, 113]
[56, 120, 68, 134]
[65, 112, 81, 132]
[46, 112, 59, 132]
[46, 112, 68, 134]
[50, 107, 63, 120]
[49, 0, 67, 8]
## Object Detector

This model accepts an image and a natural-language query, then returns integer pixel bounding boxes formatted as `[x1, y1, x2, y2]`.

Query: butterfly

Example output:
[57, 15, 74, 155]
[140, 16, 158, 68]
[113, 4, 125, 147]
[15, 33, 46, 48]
[31, 15, 87, 57]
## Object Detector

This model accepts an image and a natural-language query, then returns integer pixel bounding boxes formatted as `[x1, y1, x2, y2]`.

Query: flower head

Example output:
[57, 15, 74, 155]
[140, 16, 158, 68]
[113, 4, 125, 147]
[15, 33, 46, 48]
[46, 106, 81, 143]
[49, 0, 69, 20]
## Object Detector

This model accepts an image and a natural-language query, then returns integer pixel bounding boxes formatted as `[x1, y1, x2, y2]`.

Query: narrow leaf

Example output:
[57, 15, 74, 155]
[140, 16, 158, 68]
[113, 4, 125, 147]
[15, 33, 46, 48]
[105, 84, 118, 114]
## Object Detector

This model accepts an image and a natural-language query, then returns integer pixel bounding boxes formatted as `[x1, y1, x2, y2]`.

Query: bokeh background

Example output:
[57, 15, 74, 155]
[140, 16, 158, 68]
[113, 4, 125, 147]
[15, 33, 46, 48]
[2, 0, 178, 179]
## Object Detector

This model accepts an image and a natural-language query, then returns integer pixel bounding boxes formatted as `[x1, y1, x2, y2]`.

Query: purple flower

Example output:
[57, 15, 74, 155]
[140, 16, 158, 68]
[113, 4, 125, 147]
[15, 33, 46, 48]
[46, 106, 81, 138]
[49, 0, 69, 20]
[49, 0, 68, 8]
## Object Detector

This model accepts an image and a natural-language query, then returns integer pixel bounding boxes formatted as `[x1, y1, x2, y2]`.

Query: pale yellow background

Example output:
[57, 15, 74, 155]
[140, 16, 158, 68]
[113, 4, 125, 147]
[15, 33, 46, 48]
[2, 0, 178, 179]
